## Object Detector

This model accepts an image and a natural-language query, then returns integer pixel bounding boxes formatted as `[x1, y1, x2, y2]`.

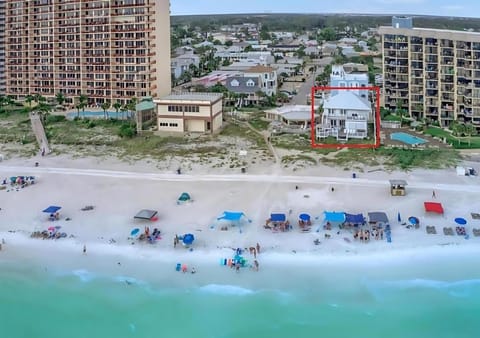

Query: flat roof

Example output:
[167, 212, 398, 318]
[157, 93, 223, 103]
[282, 111, 318, 121]
[379, 26, 480, 42]
[389, 179, 408, 186]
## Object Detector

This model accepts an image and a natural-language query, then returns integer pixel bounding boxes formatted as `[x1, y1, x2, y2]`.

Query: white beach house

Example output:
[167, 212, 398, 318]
[316, 91, 371, 141]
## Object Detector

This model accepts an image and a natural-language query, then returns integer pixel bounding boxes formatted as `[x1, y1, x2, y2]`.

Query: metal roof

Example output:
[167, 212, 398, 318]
[159, 92, 223, 103]
[389, 179, 408, 186]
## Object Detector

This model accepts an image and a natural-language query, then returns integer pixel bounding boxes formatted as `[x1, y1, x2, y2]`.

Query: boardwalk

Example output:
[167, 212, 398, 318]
[30, 112, 50, 154]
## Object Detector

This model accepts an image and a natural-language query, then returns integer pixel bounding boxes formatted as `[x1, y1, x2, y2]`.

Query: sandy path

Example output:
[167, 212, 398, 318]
[1, 164, 480, 193]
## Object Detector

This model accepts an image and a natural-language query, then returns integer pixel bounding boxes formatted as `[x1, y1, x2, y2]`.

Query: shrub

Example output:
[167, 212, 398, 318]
[46, 115, 66, 124]
[118, 124, 136, 138]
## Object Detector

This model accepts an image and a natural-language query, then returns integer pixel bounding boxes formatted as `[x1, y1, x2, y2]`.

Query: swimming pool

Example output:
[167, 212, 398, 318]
[66, 111, 132, 119]
[390, 132, 427, 145]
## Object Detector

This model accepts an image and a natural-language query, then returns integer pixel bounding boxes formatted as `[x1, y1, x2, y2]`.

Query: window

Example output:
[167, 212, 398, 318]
[169, 123, 178, 127]
[184, 106, 199, 112]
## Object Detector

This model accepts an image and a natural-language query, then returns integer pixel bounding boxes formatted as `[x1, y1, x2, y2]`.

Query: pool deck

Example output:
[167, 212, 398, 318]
[381, 128, 450, 149]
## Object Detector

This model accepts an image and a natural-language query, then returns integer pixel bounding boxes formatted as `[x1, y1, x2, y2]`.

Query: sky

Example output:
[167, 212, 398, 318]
[170, 0, 480, 18]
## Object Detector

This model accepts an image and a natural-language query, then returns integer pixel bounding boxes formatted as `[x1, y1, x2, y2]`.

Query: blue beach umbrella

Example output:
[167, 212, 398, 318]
[182, 233, 195, 245]
[408, 216, 419, 225]
[454, 218, 467, 226]
[130, 228, 140, 236]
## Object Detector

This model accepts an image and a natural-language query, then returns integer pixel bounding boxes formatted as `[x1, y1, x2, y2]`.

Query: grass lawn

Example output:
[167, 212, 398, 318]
[424, 127, 480, 149]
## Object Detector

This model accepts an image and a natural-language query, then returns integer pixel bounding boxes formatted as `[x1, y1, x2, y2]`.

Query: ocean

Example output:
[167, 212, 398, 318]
[1, 247, 480, 338]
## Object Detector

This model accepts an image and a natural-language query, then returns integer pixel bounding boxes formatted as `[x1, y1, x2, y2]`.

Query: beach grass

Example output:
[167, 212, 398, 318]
[320, 147, 460, 170]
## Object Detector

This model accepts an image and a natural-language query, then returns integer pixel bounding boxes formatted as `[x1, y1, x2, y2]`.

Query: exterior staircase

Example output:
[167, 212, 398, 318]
[30, 112, 50, 154]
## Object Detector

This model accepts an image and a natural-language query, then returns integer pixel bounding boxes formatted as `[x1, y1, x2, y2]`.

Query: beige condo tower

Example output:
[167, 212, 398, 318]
[4, 0, 171, 105]
[380, 16, 480, 128]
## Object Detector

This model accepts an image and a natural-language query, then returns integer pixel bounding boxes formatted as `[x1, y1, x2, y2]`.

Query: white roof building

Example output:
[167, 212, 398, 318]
[323, 91, 371, 111]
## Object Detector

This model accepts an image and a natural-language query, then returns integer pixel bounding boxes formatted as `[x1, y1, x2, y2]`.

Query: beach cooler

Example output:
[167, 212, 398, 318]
[175, 263, 181, 271]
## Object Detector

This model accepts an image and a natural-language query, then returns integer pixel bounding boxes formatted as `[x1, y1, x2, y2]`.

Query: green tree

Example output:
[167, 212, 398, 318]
[210, 82, 228, 93]
[101, 102, 110, 119]
[260, 25, 271, 41]
[36, 102, 52, 125]
[25, 95, 34, 108]
[464, 123, 478, 145]
[56, 92, 66, 107]
[78, 94, 88, 114]
[225, 40, 233, 47]
[126, 98, 137, 121]
[113, 101, 122, 118]
[450, 121, 465, 137]
[319, 27, 336, 42]
[34, 93, 46, 105]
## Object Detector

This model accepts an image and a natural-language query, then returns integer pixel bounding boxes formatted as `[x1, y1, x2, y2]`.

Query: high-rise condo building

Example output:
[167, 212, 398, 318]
[4, 0, 171, 105]
[380, 17, 480, 127]
[0, 0, 6, 95]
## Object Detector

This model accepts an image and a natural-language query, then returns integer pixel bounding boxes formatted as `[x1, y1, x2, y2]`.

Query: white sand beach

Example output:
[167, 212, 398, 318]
[1, 153, 480, 283]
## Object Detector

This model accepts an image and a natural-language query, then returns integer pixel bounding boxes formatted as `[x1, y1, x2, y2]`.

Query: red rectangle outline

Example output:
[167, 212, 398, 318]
[310, 86, 381, 149]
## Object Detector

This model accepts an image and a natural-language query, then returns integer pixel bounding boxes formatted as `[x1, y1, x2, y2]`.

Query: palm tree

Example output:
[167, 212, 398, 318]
[101, 102, 110, 119]
[113, 101, 122, 118]
[36, 102, 52, 125]
[120, 105, 128, 121]
[25, 95, 34, 108]
[78, 94, 88, 115]
[125, 97, 137, 120]
[56, 92, 66, 107]
[75, 104, 82, 118]
[34, 93, 46, 105]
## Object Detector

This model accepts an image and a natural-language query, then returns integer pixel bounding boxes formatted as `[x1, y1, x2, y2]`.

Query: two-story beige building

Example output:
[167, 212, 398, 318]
[155, 93, 223, 133]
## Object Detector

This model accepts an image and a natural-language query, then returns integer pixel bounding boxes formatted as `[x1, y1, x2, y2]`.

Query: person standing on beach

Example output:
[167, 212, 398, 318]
[256, 243, 261, 254]
[83, 245, 86, 255]
[432, 190, 436, 199]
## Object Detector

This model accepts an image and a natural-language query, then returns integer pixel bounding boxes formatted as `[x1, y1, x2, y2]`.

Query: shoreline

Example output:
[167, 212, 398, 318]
[1, 155, 480, 288]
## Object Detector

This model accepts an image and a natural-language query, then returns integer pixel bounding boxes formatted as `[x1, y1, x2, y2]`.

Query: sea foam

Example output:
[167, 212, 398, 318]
[198, 284, 254, 296]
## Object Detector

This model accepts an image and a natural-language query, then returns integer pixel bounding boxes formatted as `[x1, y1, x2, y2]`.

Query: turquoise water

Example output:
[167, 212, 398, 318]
[66, 111, 132, 119]
[390, 132, 427, 145]
[2, 253, 480, 338]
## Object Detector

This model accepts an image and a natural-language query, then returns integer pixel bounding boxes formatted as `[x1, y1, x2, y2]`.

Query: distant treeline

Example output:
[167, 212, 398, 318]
[171, 13, 480, 33]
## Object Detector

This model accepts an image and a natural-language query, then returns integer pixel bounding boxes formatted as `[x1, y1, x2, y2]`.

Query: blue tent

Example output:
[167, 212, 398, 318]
[270, 213, 286, 222]
[43, 206, 62, 213]
[182, 233, 195, 245]
[217, 211, 245, 221]
[299, 213, 311, 222]
[344, 213, 365, 224]
[408, 216, 419, 225]
[323, 211, 346, 223]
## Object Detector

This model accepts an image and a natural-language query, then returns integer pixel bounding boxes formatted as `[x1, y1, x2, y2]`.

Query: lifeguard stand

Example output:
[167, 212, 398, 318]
[389, 179, 407, 196]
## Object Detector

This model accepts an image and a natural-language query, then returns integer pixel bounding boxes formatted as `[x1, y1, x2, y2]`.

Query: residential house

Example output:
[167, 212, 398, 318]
[244, 65, 278, 96]
[304, 46, 321, 58]
[191, 71, 242, 88]
[214, 51, 274, 64]
[329, 65, 369, 97]
[225, 77, 262, 106]
[316, 91, 371, 140]
[155, 93, 223, 134]
[321, 43, 338, 56]
[271, 32, 295, 40]
[273, 63, 298, 77]
[171, 54, 200, 79]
